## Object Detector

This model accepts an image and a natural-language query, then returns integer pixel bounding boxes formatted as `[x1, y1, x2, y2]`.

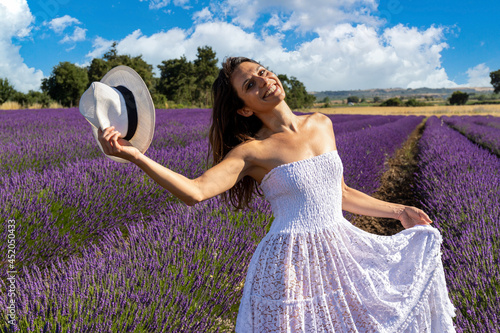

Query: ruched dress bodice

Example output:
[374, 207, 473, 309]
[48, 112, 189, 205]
[261, 150, 344, 234]
[235, 150, 456, 333]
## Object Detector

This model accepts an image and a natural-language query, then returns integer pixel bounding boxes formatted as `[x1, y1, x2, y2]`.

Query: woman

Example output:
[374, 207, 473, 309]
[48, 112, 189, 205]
[98, 57, 456, 332]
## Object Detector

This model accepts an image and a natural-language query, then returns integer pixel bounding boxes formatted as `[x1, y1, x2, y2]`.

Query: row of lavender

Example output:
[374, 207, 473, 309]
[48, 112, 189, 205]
[0, 108, 211, 174]
[415, 116, 500, 333]
[442, 115, 500, 156]
[0, 109, 422, 331]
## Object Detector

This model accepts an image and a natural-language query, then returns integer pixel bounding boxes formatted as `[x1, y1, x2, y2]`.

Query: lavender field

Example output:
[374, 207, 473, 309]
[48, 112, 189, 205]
[0, 108, 499, 332]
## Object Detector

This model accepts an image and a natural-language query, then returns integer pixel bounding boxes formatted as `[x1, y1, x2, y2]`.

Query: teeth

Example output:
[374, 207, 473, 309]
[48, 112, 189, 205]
[265, 85, 277, 98]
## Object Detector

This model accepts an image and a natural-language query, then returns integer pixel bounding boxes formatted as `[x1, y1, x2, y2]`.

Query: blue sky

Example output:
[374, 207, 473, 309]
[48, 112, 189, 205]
[1, 0, 499, 93]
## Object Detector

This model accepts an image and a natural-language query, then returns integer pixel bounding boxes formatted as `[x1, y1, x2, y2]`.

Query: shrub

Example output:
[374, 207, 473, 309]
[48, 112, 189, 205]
[405, 98, 427, 107]
[152, 93, 169, 109]
[380, 97, 403, 106]
[448, 91, 469, 105]
[347, 96, 360, 104]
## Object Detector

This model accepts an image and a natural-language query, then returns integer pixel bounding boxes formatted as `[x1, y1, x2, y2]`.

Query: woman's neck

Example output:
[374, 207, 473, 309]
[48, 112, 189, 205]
[257, 102, 300, 134]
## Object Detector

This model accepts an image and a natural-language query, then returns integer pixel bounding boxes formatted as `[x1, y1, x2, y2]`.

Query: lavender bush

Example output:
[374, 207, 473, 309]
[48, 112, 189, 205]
[1, 201, 271, 332]
[335, 115, 422, 195]
[415, 116, 500, 332]
[442, 115, 500, 156]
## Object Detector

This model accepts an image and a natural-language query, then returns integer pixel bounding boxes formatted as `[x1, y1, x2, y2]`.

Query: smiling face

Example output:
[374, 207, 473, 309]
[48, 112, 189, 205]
[231, 62, 286, 116]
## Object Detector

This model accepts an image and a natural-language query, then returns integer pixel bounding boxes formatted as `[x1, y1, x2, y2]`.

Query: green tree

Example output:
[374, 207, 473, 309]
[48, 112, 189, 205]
[380, 97, 403, 106]
[193, 46, 218, 106]
[87, 43, 155, 90]
[7, 90, 53, 108]
[322, 96, 331, 108]
[41, 62, 89, 107]
[24, 91, 52, 108]
[347, 96, 360, 104]
[405, 98, 427, 107]
[157, 56, 195, 104]
[448, 91, 469, 105]
[88, 58, 111, 83]
[373, 96, 381, 103]
[0, 78, 15, 104]
[152, 93, 168, 109]
[490, 69, 500, 94]
[278, 74, 315, 109]
[10, 91, 28, 107]
[477, 94, 488, 101]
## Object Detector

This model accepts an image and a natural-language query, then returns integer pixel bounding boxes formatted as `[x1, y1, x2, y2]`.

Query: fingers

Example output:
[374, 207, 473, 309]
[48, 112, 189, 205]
[418, 210, 433, 224]
[98, 126, 123, 155]
[403, 207, 433, 227]
[109, 130, 122, 148]
[98, 126, 116, 140]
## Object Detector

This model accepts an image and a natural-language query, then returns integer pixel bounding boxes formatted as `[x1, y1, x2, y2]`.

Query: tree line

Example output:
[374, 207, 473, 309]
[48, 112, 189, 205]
[446, 70, 500, 105]
[318, 71, 500, 108]
[0, 45, 315, 110]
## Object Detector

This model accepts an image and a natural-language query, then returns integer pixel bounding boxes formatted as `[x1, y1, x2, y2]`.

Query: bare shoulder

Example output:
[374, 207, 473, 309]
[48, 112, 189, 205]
[222, 139, 260, 170]
[309, 112, 334, 129]
[305, 112, 337, 150]
[303, 112, 335, 137]
[224, 138, 276, 183]
[227, 137, 258, 154]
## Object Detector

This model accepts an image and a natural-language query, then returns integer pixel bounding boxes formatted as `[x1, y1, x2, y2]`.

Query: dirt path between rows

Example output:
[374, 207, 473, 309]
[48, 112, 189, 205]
[350, 119, 426, 236]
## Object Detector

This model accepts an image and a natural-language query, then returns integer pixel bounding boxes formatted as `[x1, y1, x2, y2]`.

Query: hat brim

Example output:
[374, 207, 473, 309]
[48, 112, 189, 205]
[92, 66, 155, 163]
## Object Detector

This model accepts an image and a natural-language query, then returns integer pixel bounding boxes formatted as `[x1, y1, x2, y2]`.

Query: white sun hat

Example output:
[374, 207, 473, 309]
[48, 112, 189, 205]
[79, 65, 155, 163]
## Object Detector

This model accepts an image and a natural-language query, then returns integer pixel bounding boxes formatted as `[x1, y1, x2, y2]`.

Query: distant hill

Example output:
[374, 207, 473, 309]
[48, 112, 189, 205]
[311, 87, 494, 101]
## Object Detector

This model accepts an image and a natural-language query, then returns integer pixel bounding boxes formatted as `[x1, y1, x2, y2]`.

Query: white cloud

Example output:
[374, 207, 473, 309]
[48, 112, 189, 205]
[220, 0, 380, 31]
[85, 36, 115, 60]
[48, 15, 80, 33]
[102, 22, 285, 76]
[465, 63, 491, 87]
[0, 0, 33, 38]
[192, 7, 212, 24]
[173, 0, 190, 7]
[271, 24, 457, 90]
[139, 0, 191, 10]
[46, 14, 86, 45]
[139, 0, 169, 10]
[106, 21, 455, 91]
[60, 26, 86, 43]
[0, 0, 43, 93]
[114, 29, 190, 71]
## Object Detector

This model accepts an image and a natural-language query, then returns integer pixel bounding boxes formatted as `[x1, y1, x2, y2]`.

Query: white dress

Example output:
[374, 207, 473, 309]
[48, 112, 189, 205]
[235, 150, 456, 332]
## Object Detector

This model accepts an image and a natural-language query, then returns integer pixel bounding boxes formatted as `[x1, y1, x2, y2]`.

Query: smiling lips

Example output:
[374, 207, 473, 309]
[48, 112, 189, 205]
[264, 84, 279, 98]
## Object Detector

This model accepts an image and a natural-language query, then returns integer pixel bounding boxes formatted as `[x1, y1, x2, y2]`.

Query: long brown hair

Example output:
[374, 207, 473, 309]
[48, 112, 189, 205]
[208, 57, 264, 210]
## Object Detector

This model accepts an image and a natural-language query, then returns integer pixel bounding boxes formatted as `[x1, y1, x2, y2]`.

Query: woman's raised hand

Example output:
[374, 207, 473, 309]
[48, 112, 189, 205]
[397, 206, 433, 229]
[97, 126, 140, 161]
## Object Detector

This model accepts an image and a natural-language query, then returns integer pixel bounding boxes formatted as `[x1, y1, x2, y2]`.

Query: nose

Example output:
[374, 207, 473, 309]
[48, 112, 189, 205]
[254, 75, 269, 87]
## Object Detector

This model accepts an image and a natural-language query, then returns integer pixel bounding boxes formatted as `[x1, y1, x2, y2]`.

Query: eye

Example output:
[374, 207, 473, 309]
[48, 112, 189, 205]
[259, 69, 266, 76]
[247, 81, 255, 90]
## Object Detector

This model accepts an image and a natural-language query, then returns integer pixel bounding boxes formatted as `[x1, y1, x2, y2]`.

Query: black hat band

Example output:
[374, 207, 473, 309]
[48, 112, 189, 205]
[113, 85, 138, 141]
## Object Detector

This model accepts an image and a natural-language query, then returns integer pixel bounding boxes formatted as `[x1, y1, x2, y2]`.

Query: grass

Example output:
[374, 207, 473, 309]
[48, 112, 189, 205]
[308, 104, 500, 116]
[0, 101, 64, 110]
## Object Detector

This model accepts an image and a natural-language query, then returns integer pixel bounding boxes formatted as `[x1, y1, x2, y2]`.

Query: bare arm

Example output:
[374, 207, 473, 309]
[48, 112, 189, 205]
[319, 114, 432, 229]
[341, 176, 433, 229]
[132, 149, 248, 206]
[98, 126, 250, 206]
[341, 176, 403, 218]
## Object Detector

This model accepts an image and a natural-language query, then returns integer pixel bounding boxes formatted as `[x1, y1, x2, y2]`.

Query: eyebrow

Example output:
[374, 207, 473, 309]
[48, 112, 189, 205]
[242, 65, 264, 91]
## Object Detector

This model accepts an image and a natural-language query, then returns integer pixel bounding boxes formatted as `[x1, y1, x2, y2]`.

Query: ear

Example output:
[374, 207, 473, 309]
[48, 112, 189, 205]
[237, 107, 254, 117]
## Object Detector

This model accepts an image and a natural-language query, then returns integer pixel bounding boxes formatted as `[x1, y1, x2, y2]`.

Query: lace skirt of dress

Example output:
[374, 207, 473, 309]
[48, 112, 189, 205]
[234, 217, 456, 333]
